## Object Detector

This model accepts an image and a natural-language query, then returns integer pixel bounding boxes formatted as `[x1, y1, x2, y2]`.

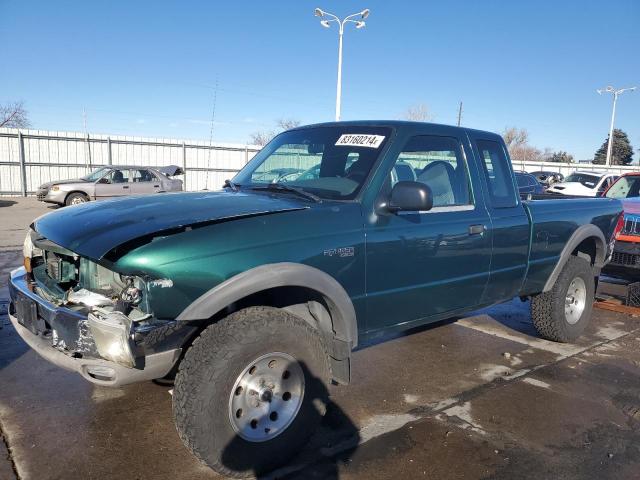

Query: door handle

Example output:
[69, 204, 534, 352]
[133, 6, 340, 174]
[468, 224, 486, 235]
[123, 185, 129, 189]
[153, 184, 160, 188]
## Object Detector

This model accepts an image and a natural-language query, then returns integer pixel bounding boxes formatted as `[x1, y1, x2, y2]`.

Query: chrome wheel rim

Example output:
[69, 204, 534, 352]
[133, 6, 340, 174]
[228, 352, 304, 443]
[71, 196, 86, 205]
[565, 277, 586, 325]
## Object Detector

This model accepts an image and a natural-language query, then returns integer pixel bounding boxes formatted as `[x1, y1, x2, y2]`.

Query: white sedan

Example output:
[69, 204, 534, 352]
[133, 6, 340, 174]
[546, 171, 618, 197]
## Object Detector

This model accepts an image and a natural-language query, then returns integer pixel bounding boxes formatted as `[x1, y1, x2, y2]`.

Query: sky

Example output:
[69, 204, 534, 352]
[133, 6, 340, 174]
[1, 0, 638, 160]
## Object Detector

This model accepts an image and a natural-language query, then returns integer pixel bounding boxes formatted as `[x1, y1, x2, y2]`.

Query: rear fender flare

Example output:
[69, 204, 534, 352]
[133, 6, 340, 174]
[543, 224, 606, 292]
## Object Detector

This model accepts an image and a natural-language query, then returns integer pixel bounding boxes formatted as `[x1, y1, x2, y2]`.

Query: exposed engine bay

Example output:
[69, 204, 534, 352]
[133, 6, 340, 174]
[23, 230, 168, 368]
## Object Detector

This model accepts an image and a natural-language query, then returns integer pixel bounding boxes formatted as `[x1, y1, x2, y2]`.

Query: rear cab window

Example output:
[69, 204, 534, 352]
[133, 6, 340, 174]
[475, 139, 518, 208]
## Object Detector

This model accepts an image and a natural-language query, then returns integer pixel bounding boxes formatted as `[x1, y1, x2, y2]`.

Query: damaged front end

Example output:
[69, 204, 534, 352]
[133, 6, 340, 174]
[15, 229, 184, 379]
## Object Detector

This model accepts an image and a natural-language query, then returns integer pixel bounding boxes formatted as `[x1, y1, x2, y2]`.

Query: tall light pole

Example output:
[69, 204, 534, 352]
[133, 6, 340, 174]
[314, 7, 370, 121]
[597, 85, 636, 166]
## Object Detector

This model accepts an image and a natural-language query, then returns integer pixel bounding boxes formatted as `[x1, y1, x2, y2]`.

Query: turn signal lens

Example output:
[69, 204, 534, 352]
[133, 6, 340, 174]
[24, 256, 32, 273]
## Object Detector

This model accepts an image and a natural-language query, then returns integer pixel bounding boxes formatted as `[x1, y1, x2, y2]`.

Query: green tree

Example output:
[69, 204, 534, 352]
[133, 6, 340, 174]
[593, 129, 634, 165]
[548, 151, 574, 163]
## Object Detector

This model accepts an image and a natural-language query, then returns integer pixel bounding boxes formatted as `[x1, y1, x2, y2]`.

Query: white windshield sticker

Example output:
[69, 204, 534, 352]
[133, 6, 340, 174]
[335, 134, 385, 149]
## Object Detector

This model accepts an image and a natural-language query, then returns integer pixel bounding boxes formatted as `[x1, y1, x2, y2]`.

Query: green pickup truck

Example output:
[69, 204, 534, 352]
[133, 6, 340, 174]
[9, 121, 623, 476]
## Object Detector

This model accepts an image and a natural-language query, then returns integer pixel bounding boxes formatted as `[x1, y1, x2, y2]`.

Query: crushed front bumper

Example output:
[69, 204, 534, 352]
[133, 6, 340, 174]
[36, 188, 66, 204]
[8, 267, 181, 387]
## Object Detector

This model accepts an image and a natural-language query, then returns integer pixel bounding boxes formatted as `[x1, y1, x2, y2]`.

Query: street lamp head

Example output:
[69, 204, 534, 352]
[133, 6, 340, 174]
[606, 86, 614, 92]
[320, 19, 331, 28]
[314, 8, 324, 17]
[361, 8, 370, 19]
[355, 21, 366, 29]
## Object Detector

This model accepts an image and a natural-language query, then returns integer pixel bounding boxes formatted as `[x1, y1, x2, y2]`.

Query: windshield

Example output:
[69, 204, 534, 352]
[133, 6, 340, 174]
[233, 126, 392, 200]
[605, 176, 640, 199]
[82, 167, 110, 182]
[564, 173, 600, 188]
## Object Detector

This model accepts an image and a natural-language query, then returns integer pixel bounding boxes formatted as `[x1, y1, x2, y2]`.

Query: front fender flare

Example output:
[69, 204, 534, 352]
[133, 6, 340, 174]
[176, 262, 358, 348]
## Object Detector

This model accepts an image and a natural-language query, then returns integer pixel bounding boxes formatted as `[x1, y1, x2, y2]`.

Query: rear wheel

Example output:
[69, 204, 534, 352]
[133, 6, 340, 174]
[65, 192, 89, 206]
[531, 255, 595, 342]
[173, 306, 331, 478]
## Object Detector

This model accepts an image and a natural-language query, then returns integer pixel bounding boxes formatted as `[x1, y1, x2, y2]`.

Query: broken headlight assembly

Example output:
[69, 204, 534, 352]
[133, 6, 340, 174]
[22, 230, 42, 273]
[87, 309, 135, 368]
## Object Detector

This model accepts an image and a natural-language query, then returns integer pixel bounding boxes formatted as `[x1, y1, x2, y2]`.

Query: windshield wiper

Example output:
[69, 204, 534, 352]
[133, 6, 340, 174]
[224, 179, 240, 192]
[251, 183, 321, 203]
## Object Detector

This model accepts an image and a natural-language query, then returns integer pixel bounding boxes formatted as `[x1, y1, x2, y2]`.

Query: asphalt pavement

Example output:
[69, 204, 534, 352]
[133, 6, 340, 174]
[1, 197, 639, 480]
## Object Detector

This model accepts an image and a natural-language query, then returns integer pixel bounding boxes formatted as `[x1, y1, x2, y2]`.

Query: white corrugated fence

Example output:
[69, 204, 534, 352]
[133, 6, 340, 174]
[1, 127, 639, 196]
[0, 127, 261, 195]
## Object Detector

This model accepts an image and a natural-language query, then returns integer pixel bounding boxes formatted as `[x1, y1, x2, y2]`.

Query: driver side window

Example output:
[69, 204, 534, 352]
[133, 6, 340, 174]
[103, 169, 131, 184]
[387, 135, 473, 208]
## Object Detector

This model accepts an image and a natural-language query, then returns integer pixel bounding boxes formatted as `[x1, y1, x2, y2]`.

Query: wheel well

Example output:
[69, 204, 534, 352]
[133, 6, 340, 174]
[173, 286, 351, 384]
[572, 237, 597, 265]
[65, 190, 89, 202]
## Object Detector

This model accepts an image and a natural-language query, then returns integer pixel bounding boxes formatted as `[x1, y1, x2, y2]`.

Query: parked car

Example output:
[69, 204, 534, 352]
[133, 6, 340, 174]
[515, 171, 546, 195]
[601, 173, 640, 279]
[9, 121, 623, 477]
[530, 170, 564, 186]
[546, 170, 618, 197]
[36, 165, 184, 206]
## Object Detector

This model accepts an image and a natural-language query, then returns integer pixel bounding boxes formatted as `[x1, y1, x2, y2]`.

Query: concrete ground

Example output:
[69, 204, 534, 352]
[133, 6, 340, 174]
[1, 197, 639, 480]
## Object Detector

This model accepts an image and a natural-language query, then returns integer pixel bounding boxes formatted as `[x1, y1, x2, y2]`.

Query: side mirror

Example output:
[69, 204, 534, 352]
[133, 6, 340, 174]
[389, 181, 433, 212]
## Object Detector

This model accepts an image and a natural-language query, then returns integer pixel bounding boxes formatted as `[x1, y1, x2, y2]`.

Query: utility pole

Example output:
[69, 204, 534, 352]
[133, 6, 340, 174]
[457, 101, 463, 127]
[597, 86, 636, 166]
[82, 107, 92, 172]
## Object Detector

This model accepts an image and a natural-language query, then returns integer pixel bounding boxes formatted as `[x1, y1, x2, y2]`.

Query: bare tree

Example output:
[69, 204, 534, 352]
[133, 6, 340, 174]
[0, 101, 30, 128]
[276, 118, 301, 130]
[402, 103, 432, 122]
[249, 130, 276, 147]
[502, 127, 542, 162]
[502, 127, 528, 150]
[249, 118, 301, 146]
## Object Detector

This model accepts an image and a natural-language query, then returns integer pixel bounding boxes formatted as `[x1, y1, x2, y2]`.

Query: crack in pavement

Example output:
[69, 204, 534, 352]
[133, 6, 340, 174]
[0, 421, 19, 480]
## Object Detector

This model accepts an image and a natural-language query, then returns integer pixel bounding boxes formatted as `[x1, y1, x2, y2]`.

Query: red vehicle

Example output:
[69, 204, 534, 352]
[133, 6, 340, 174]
[602, 173, 640, 280]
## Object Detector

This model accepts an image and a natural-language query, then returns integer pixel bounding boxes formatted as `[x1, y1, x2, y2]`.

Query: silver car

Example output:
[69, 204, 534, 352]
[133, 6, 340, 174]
[37, 165, 184, 206]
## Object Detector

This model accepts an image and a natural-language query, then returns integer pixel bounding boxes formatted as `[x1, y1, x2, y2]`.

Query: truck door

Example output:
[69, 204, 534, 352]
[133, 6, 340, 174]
[364, 132, 492, 333]
[468, 135, 530, 303]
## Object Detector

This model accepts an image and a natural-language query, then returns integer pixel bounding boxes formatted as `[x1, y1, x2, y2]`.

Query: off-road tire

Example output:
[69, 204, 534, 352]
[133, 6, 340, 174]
[531, 255, 595, 342]
[65, 192, 89, 206]
[173, 306, 331, 478]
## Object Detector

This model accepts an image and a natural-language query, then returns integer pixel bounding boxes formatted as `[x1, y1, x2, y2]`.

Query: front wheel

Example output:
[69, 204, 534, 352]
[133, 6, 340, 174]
[65, 192, 89, 206]
[531, 255, 595, 343]
[173, 307, 331, 478]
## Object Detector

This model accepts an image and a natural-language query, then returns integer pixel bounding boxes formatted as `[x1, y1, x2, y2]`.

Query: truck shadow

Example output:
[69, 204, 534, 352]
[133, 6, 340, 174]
[0, 313, 30, 371]
[221, 361, 360, 479]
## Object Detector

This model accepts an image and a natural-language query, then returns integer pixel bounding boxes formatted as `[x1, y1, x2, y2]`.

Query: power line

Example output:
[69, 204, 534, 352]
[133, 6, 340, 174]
[204, 77, 219, 190]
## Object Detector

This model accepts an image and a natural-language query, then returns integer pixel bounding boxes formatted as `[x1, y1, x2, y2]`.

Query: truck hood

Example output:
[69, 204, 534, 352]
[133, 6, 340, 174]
[32, 191, 307, 262]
